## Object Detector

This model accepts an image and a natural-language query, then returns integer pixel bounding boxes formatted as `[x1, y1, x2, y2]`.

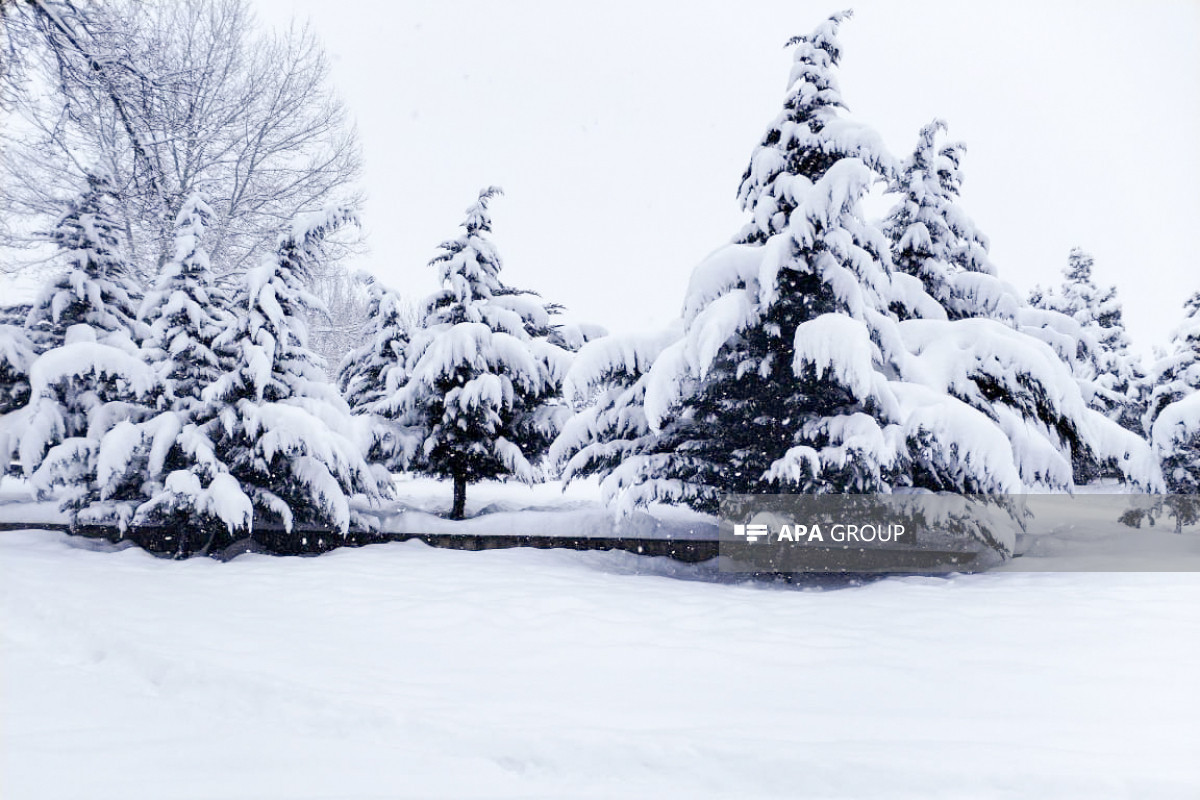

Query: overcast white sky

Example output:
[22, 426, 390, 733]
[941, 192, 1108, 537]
[253, 0, 1200, 354]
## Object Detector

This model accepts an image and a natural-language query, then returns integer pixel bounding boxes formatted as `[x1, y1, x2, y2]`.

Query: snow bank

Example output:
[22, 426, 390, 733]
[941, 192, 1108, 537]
[1, 530, 1197, 799]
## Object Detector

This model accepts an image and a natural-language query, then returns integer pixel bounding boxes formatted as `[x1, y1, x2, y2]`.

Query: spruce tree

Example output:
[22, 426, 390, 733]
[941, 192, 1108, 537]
[83, 193, 250, 553]
[882, 119, 1018, 322]
[336, 276, 415, 471]
[1029, 248, 1144, 435]
[0, 179, 160, 523]
[383, 188, 570, 519]
[198, 207, 391, 541]
[551, 11, 1161, 545]
[1146, 292, 1200, 494]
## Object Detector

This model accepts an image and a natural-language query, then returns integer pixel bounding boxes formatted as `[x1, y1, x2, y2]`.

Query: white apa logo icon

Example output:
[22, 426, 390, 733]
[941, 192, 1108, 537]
[733, 523, 769, 543]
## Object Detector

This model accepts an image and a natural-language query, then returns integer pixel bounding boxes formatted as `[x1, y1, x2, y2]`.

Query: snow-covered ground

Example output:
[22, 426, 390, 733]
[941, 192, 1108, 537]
[2, 527, 1198, 799]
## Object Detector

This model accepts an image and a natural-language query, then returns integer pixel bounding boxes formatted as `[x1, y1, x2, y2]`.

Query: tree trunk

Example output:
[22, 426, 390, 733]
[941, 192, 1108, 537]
[451, 475, 467, 520]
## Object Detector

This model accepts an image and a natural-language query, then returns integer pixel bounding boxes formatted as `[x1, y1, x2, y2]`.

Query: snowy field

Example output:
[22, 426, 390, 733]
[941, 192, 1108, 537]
[3, 527, 1199, 799]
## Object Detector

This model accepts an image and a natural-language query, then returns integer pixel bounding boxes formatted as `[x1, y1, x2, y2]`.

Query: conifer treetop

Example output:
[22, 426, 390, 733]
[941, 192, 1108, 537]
[429, 186, 506, 314]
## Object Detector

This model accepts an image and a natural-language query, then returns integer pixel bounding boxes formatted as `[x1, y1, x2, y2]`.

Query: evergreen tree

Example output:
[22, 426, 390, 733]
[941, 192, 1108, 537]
[551, 12, 1161, 552]
[882, 119, 1018, 322]
[1029, 248, 1145, 435]
[381, 187, 570, 519]
[338, 276, 412, 412]
[1146, 292, 1200, 494]
[23, 175, 145, 352]
[336, 276, 415, 471]
[140, 195, 236, 416]
[0, 180, 161, 523]
[196, 207, 391, 542]
[84, 193, 250, 554]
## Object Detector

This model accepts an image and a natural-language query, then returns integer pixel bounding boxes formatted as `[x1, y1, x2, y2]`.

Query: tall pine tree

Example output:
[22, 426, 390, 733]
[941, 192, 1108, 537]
[551, 12, 1161, 549]
[382, 188, 570, 519]
[0, 179, 160, 524]
[88, 193, 250, 553]
[882, 119, 1018, 322]
[197, 207, 391, 541]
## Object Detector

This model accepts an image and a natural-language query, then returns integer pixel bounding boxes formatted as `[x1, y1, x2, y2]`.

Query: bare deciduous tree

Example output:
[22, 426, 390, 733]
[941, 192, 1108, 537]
[1, 0, 361, 283]
[306, 267, 419, 381]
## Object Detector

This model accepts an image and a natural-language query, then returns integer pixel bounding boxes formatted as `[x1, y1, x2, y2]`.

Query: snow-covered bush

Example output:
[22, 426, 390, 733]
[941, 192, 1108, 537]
[377, 188, 571, 519]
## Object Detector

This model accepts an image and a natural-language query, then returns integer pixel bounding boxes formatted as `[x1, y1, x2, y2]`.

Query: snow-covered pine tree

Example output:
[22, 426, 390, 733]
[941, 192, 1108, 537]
[1145, 292, 1200, 494]
[0, 179, 161, 524]
[551, 11, 1160, 543]
[140, 194, 236, 416]
[549, 325, 682, 513]
[557, 12, 996, 512]
[338, 276, 412, 413]
[879, 121, 1144, 483]
[198, 206, 391, 542]
[380, 187, 570, 519]
[878, 124, 1153, 488]
[882, 119, 1019, 322]
[78, 193, 251, 554]
[23, 174, 146, 352]
[1029, 248, 1145, 435]
[336, 276, 416, 471]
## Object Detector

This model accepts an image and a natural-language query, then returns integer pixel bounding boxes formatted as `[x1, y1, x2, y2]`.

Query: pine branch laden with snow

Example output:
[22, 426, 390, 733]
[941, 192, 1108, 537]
[381, 188, 572, 518]
[0, 324, 37, 419]
[193, 206, 391, 540]
[1146, 292, 1200, 493]
[550, 326, 680, 488]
